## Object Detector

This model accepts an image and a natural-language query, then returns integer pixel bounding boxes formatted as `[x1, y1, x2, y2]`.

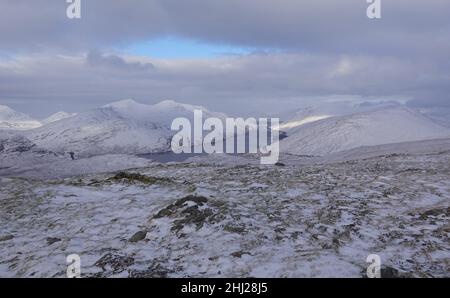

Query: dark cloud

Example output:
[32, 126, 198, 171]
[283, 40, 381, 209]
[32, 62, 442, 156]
[86, 51, 155, 72]
[1, 0, 449, 57]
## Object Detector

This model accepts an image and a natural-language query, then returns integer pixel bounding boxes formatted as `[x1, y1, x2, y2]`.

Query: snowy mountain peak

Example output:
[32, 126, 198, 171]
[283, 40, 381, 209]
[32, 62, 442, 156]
[0, 104, 42, 130]
[102, 99, 141, 109]
[101, 99, 161, 122]
[154, 99, 196, 110]
[0, 105, 31, 121]
[153, 99, 180, 108]
[0, 105, 13, 114]
[101, 99, 225, 122]
[103, 99, 213, 114]
[153, 100, 215, 114]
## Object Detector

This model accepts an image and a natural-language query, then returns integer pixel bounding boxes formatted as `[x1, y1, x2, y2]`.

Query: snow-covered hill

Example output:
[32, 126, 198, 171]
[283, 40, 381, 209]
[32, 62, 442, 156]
[42, 111, 77, 125]
[278, 101, 408, 130]
[280, 104, 450, 156]
[27, 99, 226, 157]
[0, 105, 42, 130]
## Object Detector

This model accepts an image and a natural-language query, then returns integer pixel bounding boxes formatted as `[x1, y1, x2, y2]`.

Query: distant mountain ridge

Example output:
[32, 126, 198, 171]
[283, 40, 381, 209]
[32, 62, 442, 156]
[280, 104, 450, 156]
[2, 100, 450, 158]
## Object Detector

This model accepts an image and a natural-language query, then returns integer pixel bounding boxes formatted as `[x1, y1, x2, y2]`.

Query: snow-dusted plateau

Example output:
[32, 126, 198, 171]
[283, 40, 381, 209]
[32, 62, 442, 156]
[0, 100, 449, 277]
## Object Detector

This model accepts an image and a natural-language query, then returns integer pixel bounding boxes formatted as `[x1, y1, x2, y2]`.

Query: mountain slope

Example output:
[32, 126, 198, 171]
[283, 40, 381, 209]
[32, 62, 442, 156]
[280, 105, 450, 156]
[279, 101, 407, 130]
[27, 99, 226, 157]
[42, 111, 77, 125]
[0, 105, 42, 130]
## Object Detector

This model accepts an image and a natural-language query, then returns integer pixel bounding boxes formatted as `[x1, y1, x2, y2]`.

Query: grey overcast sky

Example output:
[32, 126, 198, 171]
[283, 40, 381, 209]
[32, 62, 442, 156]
[0, 0, 449, 118]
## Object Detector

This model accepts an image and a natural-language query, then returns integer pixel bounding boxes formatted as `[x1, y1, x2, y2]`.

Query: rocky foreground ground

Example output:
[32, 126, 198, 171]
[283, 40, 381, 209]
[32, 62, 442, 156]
[0, 151, 449, 277]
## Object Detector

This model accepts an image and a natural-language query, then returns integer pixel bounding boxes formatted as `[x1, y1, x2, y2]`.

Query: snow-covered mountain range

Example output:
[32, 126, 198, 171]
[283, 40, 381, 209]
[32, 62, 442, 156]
[1, 100, 450, 158]
[25, 99, 226, 157]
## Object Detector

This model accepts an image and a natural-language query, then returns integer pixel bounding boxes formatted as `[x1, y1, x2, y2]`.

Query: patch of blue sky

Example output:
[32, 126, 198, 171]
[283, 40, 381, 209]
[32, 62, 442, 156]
[122, 36, 256, 59]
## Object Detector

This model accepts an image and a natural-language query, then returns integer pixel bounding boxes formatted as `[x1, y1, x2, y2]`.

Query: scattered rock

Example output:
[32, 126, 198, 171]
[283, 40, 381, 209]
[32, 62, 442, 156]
[174, 195, 208, 206]
[275, 235, 284, 241]
[381, 266, 411, 278]
[46, 237, 61, 245]
[94, 253, 134, 274]
[187, 185, 197, 192]
[108, 172, 172, 185]
[154, 207, 173, 218]
[0, 235, 14, 242]
[223, 224, 245, 234]
[172, 207, 214, 232]
[231, 251, 251, 258]
[154, 195, 209, 219]
[152, 195, 223, 235]
[63, 194, 78, 198]
[128, 262, 172, 278]
[419, 207, 450, 220]
[129, 230, 147, 243]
